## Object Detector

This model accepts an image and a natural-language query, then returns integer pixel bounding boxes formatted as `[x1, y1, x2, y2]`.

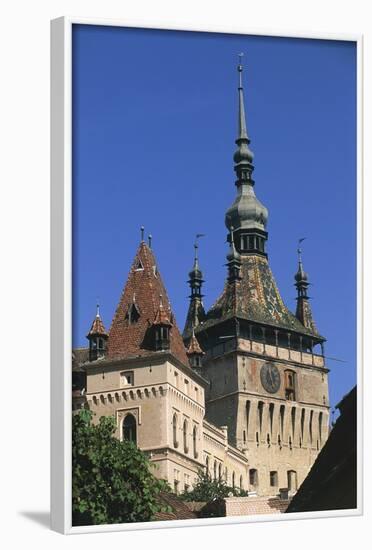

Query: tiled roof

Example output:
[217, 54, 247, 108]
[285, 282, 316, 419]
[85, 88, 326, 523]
[203, 254, 321, 337]
[107, 241, 189, 366]
[72, 347, 89, 369]
[154, 492, 197, 521]
[186, 330, 204, 355]
[87, 314, 108, 337]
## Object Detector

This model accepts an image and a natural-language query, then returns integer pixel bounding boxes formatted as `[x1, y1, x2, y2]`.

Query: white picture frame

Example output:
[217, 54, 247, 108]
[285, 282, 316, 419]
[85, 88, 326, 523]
[51, 16, 363, 535]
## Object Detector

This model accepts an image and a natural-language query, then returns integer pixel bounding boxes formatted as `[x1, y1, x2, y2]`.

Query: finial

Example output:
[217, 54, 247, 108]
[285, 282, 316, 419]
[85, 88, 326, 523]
[148, 234, 152, 249]
[238, 52, 244, 87]
[140, 226, 145, 242]
[96, 302, 100, 318]
[297, 237, 306, 262]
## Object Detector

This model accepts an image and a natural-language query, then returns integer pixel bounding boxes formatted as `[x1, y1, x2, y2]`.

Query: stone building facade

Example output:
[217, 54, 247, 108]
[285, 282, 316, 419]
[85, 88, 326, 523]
[73, 60, 330, 498]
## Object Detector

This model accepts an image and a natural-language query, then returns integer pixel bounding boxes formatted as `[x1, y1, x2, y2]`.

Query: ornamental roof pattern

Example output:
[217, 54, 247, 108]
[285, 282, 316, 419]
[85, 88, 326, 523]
[203, 254, 321, 337]
[107, 241, 189, 365]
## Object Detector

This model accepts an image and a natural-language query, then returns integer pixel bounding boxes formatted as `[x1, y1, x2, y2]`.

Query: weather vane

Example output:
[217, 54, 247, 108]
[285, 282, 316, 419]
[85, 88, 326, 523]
[297, 237, 306, 257]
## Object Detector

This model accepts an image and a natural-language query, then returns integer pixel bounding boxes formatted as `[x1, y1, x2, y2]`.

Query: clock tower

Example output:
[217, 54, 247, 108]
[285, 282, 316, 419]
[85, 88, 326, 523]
[184, 58, 330, 496]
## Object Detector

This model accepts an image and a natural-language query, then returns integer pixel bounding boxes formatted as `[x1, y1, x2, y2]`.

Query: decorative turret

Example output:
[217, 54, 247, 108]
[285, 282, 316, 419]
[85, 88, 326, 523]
[87, 304, 108, 361]
[186, 327, 205, 369]
[183, 236, 206, 337]
[225, 54, 268, 256]
[153, 294, 172, 351]
[295, 242, 318, 333]
[226, 226, 242, 283]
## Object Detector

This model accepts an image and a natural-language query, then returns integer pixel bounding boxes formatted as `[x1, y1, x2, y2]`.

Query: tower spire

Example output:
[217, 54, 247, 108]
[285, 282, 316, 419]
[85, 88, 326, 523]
[225, 56, 268, 256]
[294, 240, 318, 333]
[234, 53, 254, 185]
[183, 235, 206, 337]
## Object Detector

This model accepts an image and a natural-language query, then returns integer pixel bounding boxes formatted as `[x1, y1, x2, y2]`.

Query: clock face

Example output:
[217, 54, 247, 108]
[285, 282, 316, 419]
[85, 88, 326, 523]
[260, 363, 281, 394]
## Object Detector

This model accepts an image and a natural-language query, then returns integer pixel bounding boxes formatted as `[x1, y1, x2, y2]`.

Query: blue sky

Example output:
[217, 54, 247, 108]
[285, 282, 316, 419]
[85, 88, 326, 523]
[72, 25, 356, 411]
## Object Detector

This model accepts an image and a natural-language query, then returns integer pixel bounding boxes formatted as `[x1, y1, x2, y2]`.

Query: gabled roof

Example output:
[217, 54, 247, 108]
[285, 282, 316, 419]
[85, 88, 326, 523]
[107, 241, 189, 365]
[203, 254, 322, 338]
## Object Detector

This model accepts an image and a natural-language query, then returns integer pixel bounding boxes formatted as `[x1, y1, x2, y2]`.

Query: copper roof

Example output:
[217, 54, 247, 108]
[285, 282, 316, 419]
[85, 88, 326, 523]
[107, 241, 189, 365]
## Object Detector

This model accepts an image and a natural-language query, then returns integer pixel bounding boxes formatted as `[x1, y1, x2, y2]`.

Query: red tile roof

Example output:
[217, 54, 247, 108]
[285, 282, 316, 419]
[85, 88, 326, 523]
[87, 314, 108, 337]
[186, 329, 204, 355]
[107, 241, 189, 366]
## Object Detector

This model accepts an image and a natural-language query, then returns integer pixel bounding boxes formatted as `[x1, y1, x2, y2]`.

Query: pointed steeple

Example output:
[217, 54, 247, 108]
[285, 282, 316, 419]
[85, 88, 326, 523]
[186, 327, 205, 369]
[108, 237, 189, 365]
[294, 244, 318, 333]
[87, 303, 108, 361]
[226, 226, 242, 283]
[225, 55, 268, 256]
[183, 236, 206, 337]
[234, 53, 254, 184]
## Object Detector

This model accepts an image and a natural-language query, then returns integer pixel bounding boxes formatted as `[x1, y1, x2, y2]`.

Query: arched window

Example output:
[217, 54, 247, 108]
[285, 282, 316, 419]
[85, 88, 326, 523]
[213, 460, 217, 480]
[280, 404, 285, 437]
[193, 425, 198, 458]
[291, 407, 296, 439]
[269, 403, 274, 435]
[257, 401, 264, 434]
[232, 472, 236, 488]
[172, 413, 178, 448]
[205, 456, 209, 474]
[240, 475, 243, 489]
[122, 414, 137, 445]
[183, 419, 188, 454]
[218, 463, 222, 480]
[309, 410, 314, 444]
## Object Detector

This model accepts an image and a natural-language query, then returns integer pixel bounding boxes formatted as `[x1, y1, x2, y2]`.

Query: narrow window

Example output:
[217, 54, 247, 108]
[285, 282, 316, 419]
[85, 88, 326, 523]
[232, 472, 236, 488]
[243, 430, 246, 445]
[258, 401, 264, 434]
[123, 414, 137, 445]
[246, 400, 251, 436]
[270, 471, 278, 487]
[205, 456, 209, 474]
[249, 468, 258, 487]
[280, 404, 285, 437]
[183, 419, 188, 454]
[301, 408, 305, 440]
[285, 370, 296, 401]
[218, 463, 222, 480]
[318, 411, 323, 443]
[291, 407, 296, 439]
[213, 460, 217, 480]
[309, 410, 314, 444]
[193, 425, 198, 458]
[269, 403, 274, 436]
[172, 413, 178, 448]
[287, 470, 297, 491]
[240, 475, 243, 489]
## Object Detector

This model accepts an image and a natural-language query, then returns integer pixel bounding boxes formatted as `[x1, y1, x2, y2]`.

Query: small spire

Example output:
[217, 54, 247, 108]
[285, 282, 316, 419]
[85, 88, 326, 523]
[226, 226, 241, 283]
[148, 234, 152, 249]
[140, 226, 145, 242]
[96, 302, 100, 318]
[294, 241, 317, 333]
[237, 53, 248, 141]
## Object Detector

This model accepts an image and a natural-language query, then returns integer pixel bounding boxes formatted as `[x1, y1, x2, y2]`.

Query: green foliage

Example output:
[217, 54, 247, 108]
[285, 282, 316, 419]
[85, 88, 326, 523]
[72, 409, 170, 526]
[179, 469, 248, 502]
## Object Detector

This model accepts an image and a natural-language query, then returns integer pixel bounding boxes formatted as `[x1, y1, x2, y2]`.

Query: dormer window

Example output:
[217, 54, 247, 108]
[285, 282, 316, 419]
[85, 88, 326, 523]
[120, 371, 134, 387]
[134, 259, 144, 271]
[125, 303, 140, 325]
[155, 325, 170, 350]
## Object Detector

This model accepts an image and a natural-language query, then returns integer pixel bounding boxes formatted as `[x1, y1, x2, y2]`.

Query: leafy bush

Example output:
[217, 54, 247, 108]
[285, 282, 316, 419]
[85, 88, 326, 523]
[179, 469, 248, 502]
[72, 409, 170, 526]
